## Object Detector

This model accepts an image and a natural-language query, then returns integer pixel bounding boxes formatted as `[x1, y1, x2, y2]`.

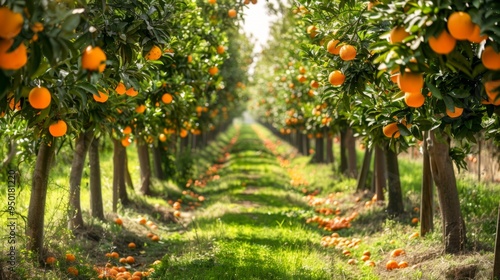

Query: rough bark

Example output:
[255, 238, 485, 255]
[428, 129, 466, 254]
[420, 131, 434, 236]
[152, 145, 165, 180]
[137, 142, 152, 195]
[26, 140, 56, 261]
[112, 138, 128, 212]
[346, 127, 358, 178]
[89, 137, 104, 220]
[374, 145, 386, 201]
[385, 148, 404, 215]
[68, 129, 94, 231]
[356, 147, 373, 191]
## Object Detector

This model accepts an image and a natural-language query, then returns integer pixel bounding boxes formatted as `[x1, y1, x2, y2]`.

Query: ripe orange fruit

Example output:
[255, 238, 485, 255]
[115, 82, 126, 95]
[485, 79, 500, 105]
[409, 231, 420, 239]
[128, 242, 136, 249]
[159, 133, 167, 142]
[67, 266, 79, 276]
[383, 122, 400, 138]
[49, 120, 67, 137]
[228, 9, 237, 18]
[363, 250, 371, 257]
[446, 106, 464, 118]
[209, 66, 219, 76]
[135, 104, 146, 114]
[208, 0, 216, 4]
[138, 217, 147, 225]
[31, 22, 44, 33]
[404, 92, 425, 108]
[339, 45, 356, 61]
[45, 257, 56, 265]
[173, 210, 181, 217]
[326, 39, 342, 55]
[81, 45, 107, 72]
[467, 24, 488, 43]
[361, 255, 370, 261]
[66, 253, 76, 262]
[411, 217, 419, 224]
[115, 217, 123, 226]
[110, 252, 120, 258]
[398, 261, 409, 268]
[389, 26, 410, 43]
[119, 257, 127, 264]
[447, 11, 475, 40]
[0, 7, 24, 39]
[93, 91, 109, 103]
[145, 45, 162, 61]
[123, 126, 132, 135]
[310, 80, 319, 89]
[328, 70, 346, 86]
[390, 68, 400, 84]
[299, 66, 306, 74]
[306, 25, 317, 38]
[126, 256, 135, 264]
[28, 87, 51, 109]
[126, 87, 138, 97]
[386, 260, 399, 270]
[297, 74, 307, 83]
[173, 201, 182, 210]
[216, 45, 225, 54]
[0, 39, 27, 70]
[397, 71, 424, 94]
[162, 93, 173, 104]
[179, 129, 188, 138]
[481, 46, 500, 71]
[390, 248, 405, 257]
[187, 54, 193, 63]
[365, 260, 376, 267]
[428, 30, 456, 54]
[151, 235, 160, 242]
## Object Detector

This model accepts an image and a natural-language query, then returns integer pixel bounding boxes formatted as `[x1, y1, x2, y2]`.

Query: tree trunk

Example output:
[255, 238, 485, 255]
[346, 127, 358, 178]
[124, 151, 134, 189]
[339, 129, 348, 174]
[303, 134, 310, 155]
[89, 136, 104, 221]
[314, 136, 324, 163]
[137, 142, 152, 195]
[152, 145, 165, 180]
[374, 145, 386, 201]
[26, 140, 56, 261]
[326, 136, 334, 164]
[112, 139, 128, 212]
[385, 147, 404, 215]
[420, 131, 434, 236]
[427, 129, 466, 254]
[68, 129, 94, 231]
[356, 147, 373, 191]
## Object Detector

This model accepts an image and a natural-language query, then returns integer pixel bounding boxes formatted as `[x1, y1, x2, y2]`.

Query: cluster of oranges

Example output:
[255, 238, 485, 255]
[326, 38, 357, 87]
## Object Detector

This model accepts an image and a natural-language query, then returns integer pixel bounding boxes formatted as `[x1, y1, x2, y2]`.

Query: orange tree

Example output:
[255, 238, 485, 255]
[289, 0, 500, 254]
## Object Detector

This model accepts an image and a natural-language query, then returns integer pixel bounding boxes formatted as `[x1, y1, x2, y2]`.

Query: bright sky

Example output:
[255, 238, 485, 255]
[242, 1, 277, 55]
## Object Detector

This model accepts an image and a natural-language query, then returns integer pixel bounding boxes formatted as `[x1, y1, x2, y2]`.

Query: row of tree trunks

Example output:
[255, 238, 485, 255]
[420, 131, 433, 236]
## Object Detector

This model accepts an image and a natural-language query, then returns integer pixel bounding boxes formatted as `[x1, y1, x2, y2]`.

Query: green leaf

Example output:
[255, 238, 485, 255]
[426, 81, 442, 99]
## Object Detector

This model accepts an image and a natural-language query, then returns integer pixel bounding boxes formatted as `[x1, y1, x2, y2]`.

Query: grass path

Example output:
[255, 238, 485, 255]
[151, 124, 335, 279]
